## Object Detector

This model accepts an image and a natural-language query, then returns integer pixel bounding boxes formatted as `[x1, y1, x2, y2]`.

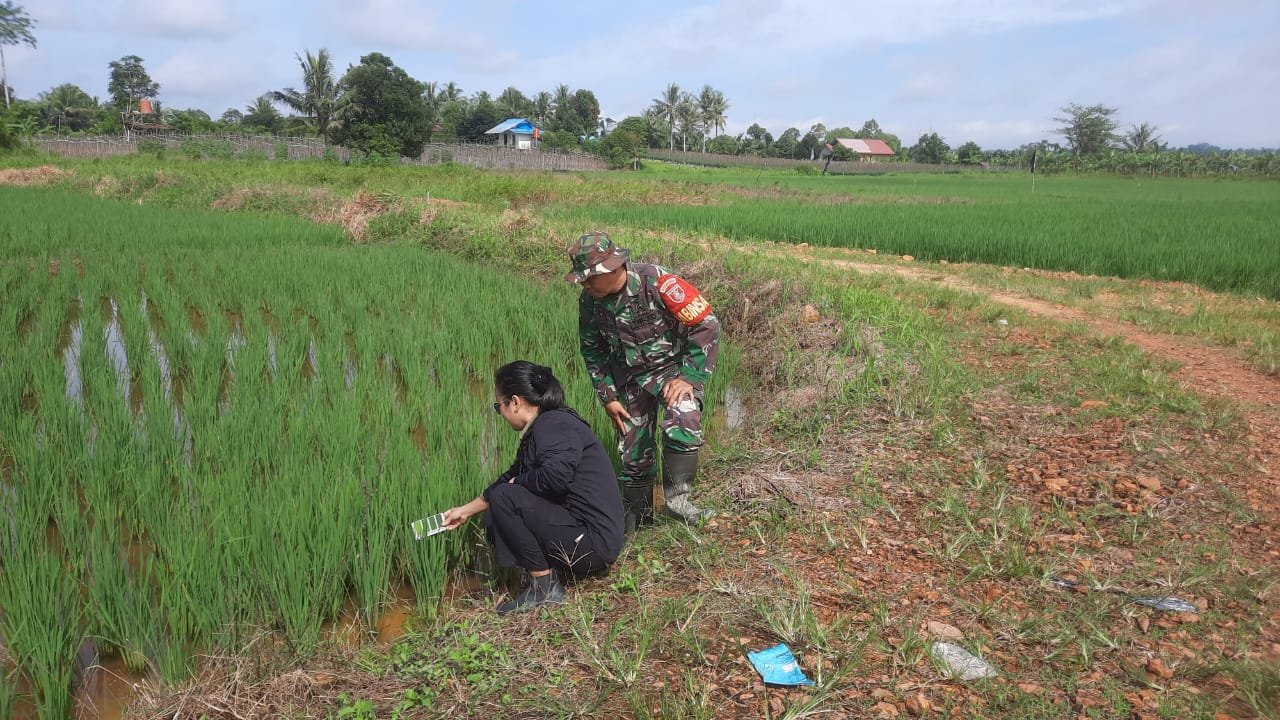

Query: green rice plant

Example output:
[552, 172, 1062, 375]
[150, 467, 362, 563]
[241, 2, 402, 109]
[1, 184, 744, 694]
[0, 486, 85, 720]
[84, 510, 161, 673]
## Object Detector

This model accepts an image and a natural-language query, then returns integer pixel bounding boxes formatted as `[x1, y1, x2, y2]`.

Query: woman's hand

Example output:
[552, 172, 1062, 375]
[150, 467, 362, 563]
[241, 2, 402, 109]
[441, 506, 471, 530]
[443, 496, 488, 530]
[604, 400, 632, 434]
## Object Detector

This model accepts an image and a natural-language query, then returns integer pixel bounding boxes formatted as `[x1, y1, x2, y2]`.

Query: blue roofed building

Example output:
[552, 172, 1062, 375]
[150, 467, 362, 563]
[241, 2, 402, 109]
[485, 118, 541, 149]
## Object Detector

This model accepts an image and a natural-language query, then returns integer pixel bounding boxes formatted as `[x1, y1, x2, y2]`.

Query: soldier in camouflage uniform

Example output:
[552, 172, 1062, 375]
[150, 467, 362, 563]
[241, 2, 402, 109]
[565, 231, 720, 530]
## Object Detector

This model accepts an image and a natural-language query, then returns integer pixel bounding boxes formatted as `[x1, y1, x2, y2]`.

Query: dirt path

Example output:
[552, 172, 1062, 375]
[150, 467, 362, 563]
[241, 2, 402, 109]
[771, 249, 1280, 511]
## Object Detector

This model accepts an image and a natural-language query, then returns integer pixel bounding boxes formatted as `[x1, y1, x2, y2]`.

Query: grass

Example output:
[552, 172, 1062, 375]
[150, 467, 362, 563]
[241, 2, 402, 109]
[2, 152, 1276, 719]
[0, 186, 735, 713]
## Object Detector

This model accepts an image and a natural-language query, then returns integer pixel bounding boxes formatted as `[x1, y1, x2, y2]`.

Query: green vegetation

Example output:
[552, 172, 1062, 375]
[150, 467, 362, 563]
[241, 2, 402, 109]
[1, 155, 1276, 718]
[0, 186, 736, 714]
[559, 166, 1280, 299]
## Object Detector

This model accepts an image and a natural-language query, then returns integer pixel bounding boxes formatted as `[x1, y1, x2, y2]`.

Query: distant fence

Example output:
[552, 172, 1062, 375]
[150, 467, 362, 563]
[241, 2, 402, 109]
[644, 148, 979, 174]
[35, 134, 610, 172]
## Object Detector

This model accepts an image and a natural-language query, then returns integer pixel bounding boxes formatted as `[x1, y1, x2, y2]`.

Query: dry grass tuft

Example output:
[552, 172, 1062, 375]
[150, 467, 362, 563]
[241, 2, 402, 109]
[0, 165, 68, 186]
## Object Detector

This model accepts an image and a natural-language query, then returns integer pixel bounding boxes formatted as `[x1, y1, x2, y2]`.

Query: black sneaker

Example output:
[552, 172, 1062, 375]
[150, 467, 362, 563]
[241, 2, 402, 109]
[496, 572, 566, 615]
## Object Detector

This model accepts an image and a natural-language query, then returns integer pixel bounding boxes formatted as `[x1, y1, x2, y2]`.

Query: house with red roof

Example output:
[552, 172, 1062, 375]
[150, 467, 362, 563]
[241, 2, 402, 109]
[829, 137, 896, 161]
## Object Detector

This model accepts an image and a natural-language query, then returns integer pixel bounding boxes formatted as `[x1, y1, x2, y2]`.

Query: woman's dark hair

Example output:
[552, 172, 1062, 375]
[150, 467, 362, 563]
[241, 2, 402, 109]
[494, 361, 566, 411]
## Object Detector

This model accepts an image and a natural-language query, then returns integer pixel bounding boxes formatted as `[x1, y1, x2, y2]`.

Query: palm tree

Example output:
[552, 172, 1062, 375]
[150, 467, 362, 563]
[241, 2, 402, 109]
[270, 49, 337, 141]
[496, 86, 530, 119]
[675, 92, 699, 152]
[440, 81, 463, 102]
[243, 94, 282, 134]
[696, 85, 728, 151]
[650, 82, 681, 151]
[1122, 122, 1162, 152]
[39, 83, 98, 132]
[532, 91, 552, 124]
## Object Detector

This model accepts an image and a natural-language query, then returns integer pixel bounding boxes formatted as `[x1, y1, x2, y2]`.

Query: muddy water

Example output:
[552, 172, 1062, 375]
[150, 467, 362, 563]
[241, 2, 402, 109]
[325, 581, 418, 646]
[99, 295, 145, 416]
[6, 643, 145, 720]
[141, 293, 193, 464]
[55, 298, 83, 402]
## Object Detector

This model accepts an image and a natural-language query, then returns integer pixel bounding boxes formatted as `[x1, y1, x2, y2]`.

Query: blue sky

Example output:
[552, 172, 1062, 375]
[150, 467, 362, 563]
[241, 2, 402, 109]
[8, 0, 1279, 149]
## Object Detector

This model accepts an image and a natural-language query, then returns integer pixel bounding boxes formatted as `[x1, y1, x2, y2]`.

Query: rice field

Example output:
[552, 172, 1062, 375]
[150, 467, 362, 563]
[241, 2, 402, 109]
[558, 169, 1280, 299]
[0, 187, 733, 717]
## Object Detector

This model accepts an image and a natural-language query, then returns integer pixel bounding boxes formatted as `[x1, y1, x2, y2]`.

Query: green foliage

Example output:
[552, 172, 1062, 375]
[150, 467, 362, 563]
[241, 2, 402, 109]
[332, 53, 430, 159]
[271, 49, 338, 141]
[332, 693, 376, 720]
[601, 127, 643, 168]
[1055, 103, 1120, 156]
[38, 83, 99, 132]
[242, 95, 282, 134]
[0, 184, 629, 704]
[548, 87, 599, 138]
[956, 140, 983, 164]
[136, 137, 165, 157]
[107, 54, 158, 112]
[910, 132, 950, 164]
[166, 108, 215, 134]
[706, 133, 740, 155]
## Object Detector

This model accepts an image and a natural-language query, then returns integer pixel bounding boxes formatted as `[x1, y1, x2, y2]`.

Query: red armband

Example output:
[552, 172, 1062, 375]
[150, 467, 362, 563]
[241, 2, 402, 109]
[657, 274, 712, 326]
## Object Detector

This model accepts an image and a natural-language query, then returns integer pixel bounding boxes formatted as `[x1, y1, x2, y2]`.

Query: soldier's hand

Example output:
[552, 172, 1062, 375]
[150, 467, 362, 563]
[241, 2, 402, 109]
[662, 378, 695, 408]
[604, 400, 632, 435]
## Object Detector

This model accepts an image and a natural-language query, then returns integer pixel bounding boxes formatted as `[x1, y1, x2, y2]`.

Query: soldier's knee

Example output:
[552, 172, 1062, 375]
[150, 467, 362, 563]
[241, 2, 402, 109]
[662, 427, 703, 454]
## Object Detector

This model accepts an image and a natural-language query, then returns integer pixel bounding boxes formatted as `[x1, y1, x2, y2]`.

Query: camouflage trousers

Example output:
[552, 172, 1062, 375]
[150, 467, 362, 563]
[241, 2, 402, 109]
[616, 379, 703, 487]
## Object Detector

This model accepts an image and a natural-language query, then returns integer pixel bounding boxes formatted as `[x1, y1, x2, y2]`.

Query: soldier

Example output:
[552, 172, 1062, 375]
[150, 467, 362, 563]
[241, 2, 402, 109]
[565, 231, 720, 531]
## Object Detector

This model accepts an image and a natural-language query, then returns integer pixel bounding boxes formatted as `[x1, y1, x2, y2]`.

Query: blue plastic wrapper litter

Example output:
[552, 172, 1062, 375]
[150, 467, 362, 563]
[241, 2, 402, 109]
[747, 643, 814, 686]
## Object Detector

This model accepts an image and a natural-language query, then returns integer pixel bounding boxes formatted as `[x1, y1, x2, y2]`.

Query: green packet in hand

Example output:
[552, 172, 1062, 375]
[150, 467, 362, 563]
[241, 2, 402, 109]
[411, 513, 447, 540]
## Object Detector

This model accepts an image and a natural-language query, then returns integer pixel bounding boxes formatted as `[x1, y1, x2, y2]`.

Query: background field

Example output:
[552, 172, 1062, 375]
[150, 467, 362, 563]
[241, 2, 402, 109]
[559, 166, 1280, 299]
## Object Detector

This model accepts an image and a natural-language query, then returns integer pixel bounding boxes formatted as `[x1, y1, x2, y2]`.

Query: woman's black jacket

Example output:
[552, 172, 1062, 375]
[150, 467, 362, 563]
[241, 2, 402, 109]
[483, 408, 624, 564]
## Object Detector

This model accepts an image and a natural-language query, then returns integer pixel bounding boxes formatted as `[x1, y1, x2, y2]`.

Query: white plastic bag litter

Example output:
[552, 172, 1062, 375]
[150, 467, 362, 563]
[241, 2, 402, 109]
[931, 642, 998, 681]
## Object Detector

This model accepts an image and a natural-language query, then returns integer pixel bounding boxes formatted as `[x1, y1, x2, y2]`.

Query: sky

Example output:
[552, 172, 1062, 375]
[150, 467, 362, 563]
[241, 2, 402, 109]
[6, 0, 1279, 149]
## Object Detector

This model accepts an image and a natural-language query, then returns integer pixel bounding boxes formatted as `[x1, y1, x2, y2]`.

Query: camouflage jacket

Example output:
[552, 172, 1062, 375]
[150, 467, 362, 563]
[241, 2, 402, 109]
[578, 262, 720, 405]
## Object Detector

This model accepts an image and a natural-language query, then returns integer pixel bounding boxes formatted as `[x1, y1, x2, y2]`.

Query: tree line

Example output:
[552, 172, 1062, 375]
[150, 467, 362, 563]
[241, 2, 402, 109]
[3, 2, 1275, 174]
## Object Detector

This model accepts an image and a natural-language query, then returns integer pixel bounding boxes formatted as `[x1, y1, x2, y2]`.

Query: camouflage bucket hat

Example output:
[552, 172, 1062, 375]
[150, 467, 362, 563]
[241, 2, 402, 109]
[565, 231, 630, 283]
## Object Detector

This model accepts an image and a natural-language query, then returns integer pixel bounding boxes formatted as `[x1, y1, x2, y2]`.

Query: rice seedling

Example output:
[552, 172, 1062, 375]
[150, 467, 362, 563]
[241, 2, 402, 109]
[1, 184, 739, 714]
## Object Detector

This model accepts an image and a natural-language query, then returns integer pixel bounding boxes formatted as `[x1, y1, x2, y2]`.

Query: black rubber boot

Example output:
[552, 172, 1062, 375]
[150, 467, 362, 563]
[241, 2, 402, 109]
[622, 480, 655, 535]
[661, 449, 714, 523]
[496, 571, 566, 615]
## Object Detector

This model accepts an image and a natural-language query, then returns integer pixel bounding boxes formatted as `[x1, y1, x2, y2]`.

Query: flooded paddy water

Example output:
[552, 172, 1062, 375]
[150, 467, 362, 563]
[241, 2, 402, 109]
[0, 186, 738, 719]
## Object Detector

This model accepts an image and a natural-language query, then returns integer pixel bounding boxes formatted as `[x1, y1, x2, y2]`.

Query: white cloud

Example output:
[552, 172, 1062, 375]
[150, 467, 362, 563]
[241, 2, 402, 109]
[152, 50, 275, 107]
[319, 0, 517, 72]
[952, 119, 1048, 146]
[118, 0, 239, 38]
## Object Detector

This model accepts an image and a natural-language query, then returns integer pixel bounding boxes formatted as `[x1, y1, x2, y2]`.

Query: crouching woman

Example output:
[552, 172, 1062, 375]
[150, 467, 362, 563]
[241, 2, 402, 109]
[443, 361, 624, 614]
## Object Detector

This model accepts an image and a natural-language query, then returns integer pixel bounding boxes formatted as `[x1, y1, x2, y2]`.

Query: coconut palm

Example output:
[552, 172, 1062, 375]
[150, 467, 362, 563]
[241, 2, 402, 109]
[675, 92, 700, 152]
[496, 86, 530, 119]
[440, 81, 463, 102]
[532, 91, 552, 124]
[1122, 122, 1162, 152]
[39, 83, 98, 132]
[271, 49, 337, 141]
[243, 94, 282, 134]
[650, 82, 683, 150]
[696, 85, 728, 152]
